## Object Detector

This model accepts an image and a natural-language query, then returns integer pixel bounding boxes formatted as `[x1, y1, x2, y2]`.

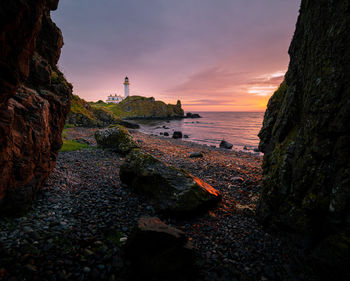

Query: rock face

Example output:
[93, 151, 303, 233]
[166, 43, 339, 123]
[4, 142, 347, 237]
[125, 217, 197, 279]
[94, 126, 139, 155]
[67, 95, 140, 128]
[120, 149, 221, 215]
[258, 0, 350, 278]
[0, 0, 72, 214]
[111, 96, 184, 119]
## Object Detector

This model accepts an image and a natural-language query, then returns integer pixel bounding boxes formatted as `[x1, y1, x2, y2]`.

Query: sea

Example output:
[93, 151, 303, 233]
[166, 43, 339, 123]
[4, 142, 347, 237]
[136, 112, 265, 153]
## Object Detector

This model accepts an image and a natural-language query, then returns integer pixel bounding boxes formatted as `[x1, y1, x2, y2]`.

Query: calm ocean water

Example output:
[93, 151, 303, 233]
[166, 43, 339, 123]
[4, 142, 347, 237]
[135, 112, 265, 153]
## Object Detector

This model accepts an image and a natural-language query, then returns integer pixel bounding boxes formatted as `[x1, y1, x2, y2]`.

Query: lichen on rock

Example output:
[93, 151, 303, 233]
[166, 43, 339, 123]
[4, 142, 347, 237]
[94, 125, 139, 155]
[257, 0, 350, 278]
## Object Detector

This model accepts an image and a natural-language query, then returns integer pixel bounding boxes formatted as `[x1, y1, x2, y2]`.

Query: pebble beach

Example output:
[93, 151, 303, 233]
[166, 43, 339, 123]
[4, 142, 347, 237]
[0, 128, 303, 281]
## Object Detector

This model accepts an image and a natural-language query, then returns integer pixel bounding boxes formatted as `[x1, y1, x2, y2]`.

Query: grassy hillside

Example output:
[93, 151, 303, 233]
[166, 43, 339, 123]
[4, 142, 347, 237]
[67, 95, 122, 127]
[91, 96, 184, 119]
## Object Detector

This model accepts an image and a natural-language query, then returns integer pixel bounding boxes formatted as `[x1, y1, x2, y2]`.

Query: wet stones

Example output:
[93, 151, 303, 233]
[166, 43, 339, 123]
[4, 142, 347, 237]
[220, 140, 233, 149]
[172, 131, 182, 139]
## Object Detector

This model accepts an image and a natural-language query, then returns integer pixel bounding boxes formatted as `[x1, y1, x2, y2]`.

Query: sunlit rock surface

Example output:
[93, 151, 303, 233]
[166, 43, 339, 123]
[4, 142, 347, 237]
[0, 0, 72, 214]
[120, 149, 221, 215]
[258, 0, 350, 278]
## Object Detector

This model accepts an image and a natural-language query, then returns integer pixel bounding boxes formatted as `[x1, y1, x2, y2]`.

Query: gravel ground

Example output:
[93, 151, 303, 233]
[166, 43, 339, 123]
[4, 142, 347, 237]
[0, 128, 306, 281]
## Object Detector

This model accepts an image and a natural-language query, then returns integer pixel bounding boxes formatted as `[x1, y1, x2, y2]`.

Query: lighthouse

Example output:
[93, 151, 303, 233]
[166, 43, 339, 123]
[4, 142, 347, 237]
[124, 76, 130, 98]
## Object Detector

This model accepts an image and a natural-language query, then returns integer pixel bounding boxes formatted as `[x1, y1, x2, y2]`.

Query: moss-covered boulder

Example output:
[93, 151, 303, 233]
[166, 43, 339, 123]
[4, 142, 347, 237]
[257, 0, 350, 278]
[120, 149, 221, 215]
[94, 125, 139, 155]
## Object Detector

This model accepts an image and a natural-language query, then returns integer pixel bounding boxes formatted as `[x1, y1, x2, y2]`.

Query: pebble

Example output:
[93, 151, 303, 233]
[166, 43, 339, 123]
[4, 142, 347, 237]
[0, 130, 302, 281]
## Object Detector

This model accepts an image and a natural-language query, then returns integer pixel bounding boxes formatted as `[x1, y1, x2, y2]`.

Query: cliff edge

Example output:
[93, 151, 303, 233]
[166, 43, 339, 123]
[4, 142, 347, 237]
[258, 0, 350, 278]
[0, 0, 72, 214]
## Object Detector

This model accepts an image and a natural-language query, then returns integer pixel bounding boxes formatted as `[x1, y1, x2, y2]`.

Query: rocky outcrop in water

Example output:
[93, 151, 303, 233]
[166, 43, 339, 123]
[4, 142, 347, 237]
[0, 0, 72, 214]
[258, 0, 350, 278]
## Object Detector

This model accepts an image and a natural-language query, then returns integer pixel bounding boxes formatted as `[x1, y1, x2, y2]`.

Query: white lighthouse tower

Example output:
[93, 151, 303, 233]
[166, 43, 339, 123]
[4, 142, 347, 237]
[124, 76, 130, 98]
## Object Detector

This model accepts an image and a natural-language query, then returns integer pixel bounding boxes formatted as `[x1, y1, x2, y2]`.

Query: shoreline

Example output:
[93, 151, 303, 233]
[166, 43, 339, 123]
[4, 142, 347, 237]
[0, 127, 302, 281]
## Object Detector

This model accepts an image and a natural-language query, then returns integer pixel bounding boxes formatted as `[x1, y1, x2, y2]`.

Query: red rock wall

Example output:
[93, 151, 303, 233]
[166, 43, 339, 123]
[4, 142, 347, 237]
[0, 0, 72, 214]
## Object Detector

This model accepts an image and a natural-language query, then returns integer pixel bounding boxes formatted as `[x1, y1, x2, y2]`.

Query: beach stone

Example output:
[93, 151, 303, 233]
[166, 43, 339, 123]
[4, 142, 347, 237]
[189, 152, 203, 158]
[94, 125, 139, 155]
[184, 135, 189, 138]
[164, 132, 169, 136]
[125, 216, 197, 278]
[232, 177, 244, 184]
[119, 149, 221, 215]
[220, 140, 233, 149]
[172, 131, 182, 139]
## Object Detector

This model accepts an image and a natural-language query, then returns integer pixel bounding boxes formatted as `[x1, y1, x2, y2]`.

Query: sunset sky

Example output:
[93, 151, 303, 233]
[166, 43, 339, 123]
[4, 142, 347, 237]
[52, 0, 300, 111]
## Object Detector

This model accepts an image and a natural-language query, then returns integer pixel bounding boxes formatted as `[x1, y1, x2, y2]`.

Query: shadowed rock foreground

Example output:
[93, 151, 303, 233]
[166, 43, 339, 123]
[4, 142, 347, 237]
[0, 0, 72, 214]
[258, 0, 350, 279]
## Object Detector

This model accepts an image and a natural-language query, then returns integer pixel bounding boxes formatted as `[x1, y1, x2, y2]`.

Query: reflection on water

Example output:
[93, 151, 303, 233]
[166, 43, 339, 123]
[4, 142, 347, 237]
[135, 112, 264, 152]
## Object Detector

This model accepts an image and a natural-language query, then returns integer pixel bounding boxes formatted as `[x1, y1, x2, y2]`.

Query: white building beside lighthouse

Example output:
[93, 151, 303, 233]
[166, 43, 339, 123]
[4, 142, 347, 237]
[106, 76, 131, 104]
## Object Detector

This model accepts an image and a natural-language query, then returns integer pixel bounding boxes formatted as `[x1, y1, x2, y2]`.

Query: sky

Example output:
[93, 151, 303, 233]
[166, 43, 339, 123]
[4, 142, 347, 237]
[52, 0, 301, 111]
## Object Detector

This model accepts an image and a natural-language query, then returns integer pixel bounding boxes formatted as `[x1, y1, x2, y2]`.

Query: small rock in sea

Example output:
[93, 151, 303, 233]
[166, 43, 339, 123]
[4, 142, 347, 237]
[232, 177, 244, 183]
[189, 152, 203, 158]
[184, 135, 189, 138]
[162, 126, 169, 129]
[210, 145, 216, 148]
[164, 132, 169, 136]
[243, 145, 248, 150]
[160, 132, 164, 135]
[172, 131, 182, 139]
[253, 147, 260, 152]
[220, 140, 233, 149]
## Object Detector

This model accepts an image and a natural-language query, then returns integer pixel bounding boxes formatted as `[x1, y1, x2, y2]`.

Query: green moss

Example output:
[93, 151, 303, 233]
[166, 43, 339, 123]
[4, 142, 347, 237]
[51, 69, 72, 89]
[60, 139, 88, 152]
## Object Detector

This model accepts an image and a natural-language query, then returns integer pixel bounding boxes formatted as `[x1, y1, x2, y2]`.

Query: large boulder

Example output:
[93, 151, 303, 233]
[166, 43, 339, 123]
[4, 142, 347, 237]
[120, 149, 221, 215]
[0, 0, 72, 214]
[125, 217, 197, 279]
[94, 125, 139, 155]
[257, 0, 350, 278]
